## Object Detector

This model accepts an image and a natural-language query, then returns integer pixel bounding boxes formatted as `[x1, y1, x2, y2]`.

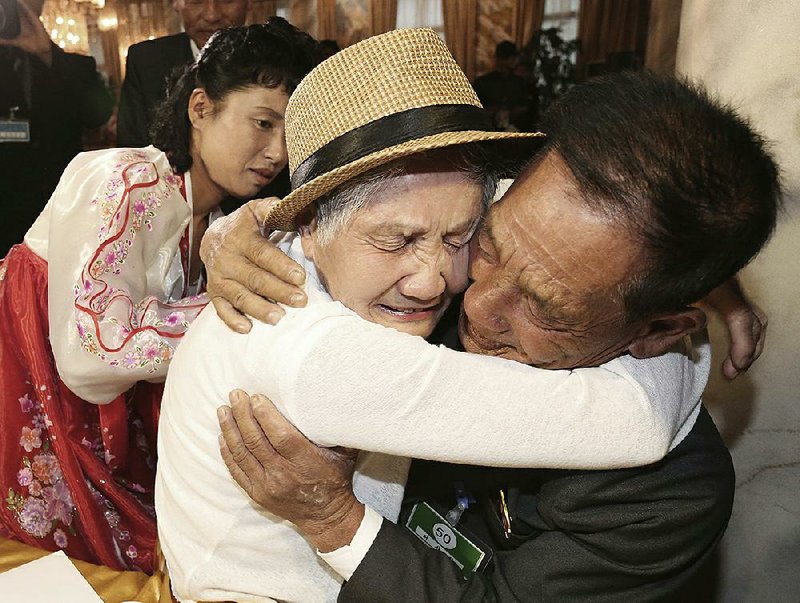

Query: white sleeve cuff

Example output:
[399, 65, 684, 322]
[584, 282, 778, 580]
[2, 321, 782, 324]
[317, 505, 383, 580]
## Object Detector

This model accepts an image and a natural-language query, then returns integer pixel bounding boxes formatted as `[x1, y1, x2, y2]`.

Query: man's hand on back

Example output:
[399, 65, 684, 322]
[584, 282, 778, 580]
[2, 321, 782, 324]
[218, 390, 364, 552]
[201, 199, 308, 333]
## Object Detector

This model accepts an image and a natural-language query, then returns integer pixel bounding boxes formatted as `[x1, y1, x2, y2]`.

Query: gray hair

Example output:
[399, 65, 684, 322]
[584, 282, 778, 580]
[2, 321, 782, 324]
[311, 146, 499, 246]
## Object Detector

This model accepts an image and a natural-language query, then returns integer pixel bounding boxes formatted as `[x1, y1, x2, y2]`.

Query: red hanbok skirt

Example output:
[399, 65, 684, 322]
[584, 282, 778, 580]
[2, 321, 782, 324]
[0, 244, 160, 573]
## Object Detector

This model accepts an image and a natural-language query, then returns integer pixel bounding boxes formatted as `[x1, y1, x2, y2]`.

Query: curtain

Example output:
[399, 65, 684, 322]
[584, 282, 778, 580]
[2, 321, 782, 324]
[512, 0, 546, 48]
[578, 0, 651, 75]
[441, 0, 478, 81]
[644, 0, 682, 73]
[370, 0, 398, 36]
[249, 0, 279, 24]
[99, 30, 123, 92]
[317, 0, 338, 40]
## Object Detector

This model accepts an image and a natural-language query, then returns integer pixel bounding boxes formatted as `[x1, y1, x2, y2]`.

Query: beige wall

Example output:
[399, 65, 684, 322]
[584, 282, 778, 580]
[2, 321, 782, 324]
[677, 1, 800, 600]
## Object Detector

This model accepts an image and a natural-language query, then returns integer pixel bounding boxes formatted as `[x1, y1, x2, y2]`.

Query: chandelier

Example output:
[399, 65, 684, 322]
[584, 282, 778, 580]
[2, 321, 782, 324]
[39, 0, 104, 54]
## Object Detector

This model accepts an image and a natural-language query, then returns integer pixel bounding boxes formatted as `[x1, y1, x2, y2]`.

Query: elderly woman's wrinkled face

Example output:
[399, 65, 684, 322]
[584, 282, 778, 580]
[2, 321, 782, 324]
[302, 170, 484, 338]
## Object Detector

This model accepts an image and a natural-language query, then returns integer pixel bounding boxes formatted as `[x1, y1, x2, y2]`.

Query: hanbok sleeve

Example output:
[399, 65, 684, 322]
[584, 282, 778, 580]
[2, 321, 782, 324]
[42, 148, 208, 404]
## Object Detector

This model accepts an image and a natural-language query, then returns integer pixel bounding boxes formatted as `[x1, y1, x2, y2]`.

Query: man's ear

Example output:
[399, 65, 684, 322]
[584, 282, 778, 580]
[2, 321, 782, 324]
[187, 88, 211, 129]
[297, 207, 319, 262]
[627, 307, 707, 359]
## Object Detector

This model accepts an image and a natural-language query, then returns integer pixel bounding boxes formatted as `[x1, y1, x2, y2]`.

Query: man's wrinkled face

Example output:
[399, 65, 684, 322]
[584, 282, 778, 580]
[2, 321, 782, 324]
[460, 152, 647, 369]
[302, 169, 484, 339]
[177, 0, 249, 49]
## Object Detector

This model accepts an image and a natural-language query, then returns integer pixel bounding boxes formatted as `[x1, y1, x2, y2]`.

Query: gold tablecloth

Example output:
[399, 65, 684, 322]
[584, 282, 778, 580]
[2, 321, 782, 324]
[0, 536, 175, 603]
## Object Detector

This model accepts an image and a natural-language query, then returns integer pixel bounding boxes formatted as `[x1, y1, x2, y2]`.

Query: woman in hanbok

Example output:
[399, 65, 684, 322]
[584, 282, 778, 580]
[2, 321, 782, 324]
[0, 19, 316, 573]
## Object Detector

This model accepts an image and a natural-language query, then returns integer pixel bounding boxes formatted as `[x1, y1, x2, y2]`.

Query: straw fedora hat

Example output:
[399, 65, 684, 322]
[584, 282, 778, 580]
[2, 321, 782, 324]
[263, 27, 544, 231]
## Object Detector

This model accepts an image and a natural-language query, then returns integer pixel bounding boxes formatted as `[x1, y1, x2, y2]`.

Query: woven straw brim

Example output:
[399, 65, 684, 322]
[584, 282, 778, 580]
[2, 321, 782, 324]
[284, 29, 487, 174]
[264, 129, 545, 231]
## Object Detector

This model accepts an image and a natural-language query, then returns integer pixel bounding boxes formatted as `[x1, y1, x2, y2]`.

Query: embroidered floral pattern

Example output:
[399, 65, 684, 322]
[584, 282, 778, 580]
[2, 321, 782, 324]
[72, 150, 208, 374]
[16, 468, 32, 487]
[6, 388, 76, 546]
[19, 427, 42, 452]
[120, 337, 174, 371]
[86, 481, 146, 570]
[18, 498, 49, 538]
[18, 393, 34, 413]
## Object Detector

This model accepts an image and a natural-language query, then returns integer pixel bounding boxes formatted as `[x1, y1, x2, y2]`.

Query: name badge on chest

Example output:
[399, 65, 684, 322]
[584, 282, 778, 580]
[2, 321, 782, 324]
[405, 501, 491, 577]
[0, 119, 30, 143]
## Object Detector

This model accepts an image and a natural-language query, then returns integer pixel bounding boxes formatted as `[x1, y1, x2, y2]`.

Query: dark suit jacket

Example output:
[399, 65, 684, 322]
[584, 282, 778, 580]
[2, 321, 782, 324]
[0, 44, 113, 255]
[340, 306, 735, 602]
[117, 33, 194, 148]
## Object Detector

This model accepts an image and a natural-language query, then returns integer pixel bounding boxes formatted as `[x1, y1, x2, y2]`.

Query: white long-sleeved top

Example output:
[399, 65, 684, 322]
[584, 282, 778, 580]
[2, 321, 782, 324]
[156, 232, 708, 602]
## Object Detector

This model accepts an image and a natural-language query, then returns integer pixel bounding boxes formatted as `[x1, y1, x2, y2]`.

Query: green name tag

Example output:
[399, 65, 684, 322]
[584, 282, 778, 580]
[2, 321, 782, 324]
[405, 502, 486, 577]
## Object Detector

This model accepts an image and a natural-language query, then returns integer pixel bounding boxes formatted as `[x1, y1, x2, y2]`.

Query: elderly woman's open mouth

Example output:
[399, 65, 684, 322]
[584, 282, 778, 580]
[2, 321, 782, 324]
[376, 302, 443, 320]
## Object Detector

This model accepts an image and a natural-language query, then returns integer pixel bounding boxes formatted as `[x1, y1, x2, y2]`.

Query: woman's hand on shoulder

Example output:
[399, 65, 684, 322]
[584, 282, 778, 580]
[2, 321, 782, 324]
[201, 198, 307, 333]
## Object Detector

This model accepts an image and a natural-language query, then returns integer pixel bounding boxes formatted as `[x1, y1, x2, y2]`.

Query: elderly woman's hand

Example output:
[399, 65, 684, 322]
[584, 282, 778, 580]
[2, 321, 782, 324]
[201, 198, 308, 333]
[218, 390, 364, 553]
[700, 276, 767, 379]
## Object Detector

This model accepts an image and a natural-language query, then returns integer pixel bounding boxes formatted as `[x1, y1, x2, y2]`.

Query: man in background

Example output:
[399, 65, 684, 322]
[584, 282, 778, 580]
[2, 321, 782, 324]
[116, 0, 249, 148]
[0, 0, 113, 256]
[473, 40, 532, 132]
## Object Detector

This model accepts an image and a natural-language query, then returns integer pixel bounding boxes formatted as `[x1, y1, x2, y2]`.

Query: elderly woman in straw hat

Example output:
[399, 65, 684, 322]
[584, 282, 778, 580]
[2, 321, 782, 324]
[155, 29, 723, 602]
[156, 28, 533, 602]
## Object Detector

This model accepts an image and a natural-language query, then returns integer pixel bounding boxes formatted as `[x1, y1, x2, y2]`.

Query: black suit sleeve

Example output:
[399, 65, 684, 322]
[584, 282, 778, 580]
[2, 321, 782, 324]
[117, 45, 150, 147]
[339, 408, 734, 603]
[49, 46, 113, 129]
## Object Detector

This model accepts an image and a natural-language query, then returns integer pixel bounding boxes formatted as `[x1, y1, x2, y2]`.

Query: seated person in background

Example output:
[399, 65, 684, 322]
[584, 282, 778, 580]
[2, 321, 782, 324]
[158, 30, 778, 602]
[473, 40, 531, 131]
[117, 0, 250, 147]
[213, 69, 779, 601]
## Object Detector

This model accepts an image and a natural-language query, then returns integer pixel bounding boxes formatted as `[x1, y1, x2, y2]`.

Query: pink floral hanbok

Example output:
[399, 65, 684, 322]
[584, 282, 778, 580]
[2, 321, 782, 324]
[0, 147, 209, 572]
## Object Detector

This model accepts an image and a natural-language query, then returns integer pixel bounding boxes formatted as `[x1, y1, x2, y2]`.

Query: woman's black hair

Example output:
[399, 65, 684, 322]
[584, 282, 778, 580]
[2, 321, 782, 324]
[150, 17, 318, 173]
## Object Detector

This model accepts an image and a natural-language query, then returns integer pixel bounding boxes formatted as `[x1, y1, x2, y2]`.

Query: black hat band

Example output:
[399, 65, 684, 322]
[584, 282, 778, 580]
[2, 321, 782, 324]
[290, 104, 493, 190]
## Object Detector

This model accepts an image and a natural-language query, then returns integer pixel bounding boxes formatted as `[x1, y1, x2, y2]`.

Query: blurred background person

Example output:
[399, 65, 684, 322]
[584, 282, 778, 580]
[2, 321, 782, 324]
[116, 0, 250, 148]
[316, 38, 340, 61]
[473, 40, 531, 132]
[0, 0, 113, 257]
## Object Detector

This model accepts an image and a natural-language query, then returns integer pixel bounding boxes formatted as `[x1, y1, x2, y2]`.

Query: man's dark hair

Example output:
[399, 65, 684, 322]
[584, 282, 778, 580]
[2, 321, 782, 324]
[495, 41, 518, 60]
[151, 18, 318, 173]
[532, 71, 781, 321]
